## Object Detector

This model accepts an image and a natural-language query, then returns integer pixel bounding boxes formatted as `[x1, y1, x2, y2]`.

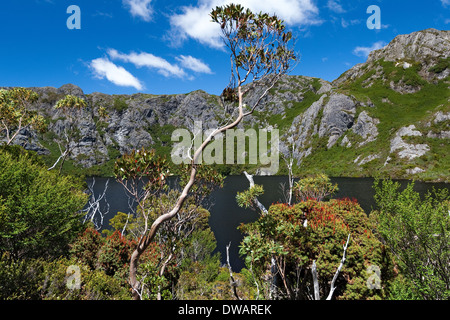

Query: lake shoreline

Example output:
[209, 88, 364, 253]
[84, 172, 449, 184]
[85, 176, 449, 271]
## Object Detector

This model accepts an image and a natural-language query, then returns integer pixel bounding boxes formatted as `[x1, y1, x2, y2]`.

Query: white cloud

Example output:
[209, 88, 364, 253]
[327, 0, 345, 13]
[123, 0, 153, 21]
[353, 41, 387, 58]
[168, 0, 320, 49]
[341, 18, 361, 28]
[108, 49, 188, 78]
[176, 55, 213, 74]
[90, 58, 144, 90]
[441, 0, 450, 7]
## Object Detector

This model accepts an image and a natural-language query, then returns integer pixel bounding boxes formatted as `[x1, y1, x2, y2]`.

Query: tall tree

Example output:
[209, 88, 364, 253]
[0, 88, 45, 146]
[121, 4, 296, 300]
[48, 95, 88, 173]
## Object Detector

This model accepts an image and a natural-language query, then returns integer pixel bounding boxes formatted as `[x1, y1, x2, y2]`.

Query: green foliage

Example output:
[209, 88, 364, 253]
[138, 258, 173, 300]
[69, 227, 104, 270]
[0, 252, 131, 300]
[112, 97, 129, 113]
[210, 3, 296, 77]
[107, 211, 130, 235]
[146, 123, 178, 159]
[55, 95, 87, 112]
[372, 179, 450, 299]
[38, 257, 130, 300]
[428, 57, 450, 74]
[0, 147, 88, 260]
[114, 147, 169, 187]
[0, 88, 46, 144]
[293, 173, 339, 202]
[0, 253, 46, 300]
[378, 59, 426, 87]
[265, 78, 323, 130]
[239, 198, 394, 300]
[236, 184, 265, 210]
[387, 274, 421, 300]
[97, 231, 134, 277]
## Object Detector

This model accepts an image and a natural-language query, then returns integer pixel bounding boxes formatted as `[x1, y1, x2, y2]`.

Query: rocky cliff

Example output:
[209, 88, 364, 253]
[3, 29, 449, 181]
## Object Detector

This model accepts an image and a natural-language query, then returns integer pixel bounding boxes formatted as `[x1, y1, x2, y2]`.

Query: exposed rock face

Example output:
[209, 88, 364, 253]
[1, 29, 448, 180]
[334, 29, 450, 90]
[352, 111, 379, 146]
[389, 125, 430, 160]
[368, 29, 449, 68]
[319, 94, 356, 149]
[3, 86, 225, 168]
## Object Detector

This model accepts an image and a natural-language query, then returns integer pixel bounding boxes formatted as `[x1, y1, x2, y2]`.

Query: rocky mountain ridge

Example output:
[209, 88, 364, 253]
[3, 28, 449, 181]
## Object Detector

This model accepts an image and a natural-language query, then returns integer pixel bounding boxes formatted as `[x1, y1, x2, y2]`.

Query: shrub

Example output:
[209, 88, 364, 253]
[372, 179, 450, 300]
[97, 230, 135, 277]
[0, 253, 45, 300]
[239, 198, 395, 300]
[70, 227, 104, 270]
[112, 97, 128, 113]
[428, 57, 450, 74]
[40, 257, 131, 300]
[293, 173, 339, 202]
[0, 147, 88, 260]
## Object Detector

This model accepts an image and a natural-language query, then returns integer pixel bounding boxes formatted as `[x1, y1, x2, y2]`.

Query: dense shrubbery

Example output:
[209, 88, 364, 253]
[372, 179, 450, 299]
[238, 198, 395, 300]
[0, 145, 87, 260]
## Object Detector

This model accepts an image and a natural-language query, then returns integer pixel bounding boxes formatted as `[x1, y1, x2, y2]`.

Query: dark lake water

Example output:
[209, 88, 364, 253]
[86, 175, 449, 271]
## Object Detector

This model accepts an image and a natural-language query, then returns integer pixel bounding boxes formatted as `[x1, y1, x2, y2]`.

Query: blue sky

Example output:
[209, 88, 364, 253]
[0, 0, 449, 96]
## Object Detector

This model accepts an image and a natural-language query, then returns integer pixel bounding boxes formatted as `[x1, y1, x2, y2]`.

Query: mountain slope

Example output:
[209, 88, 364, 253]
[2, 29, 449, 181]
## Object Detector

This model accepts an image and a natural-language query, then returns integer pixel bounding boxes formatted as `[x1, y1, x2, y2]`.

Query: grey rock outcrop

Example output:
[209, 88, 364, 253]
[318, 94, 356, 148]
[352, 111, 379, 146]
[334, 29, 450, 89]
[389, 125, 430, 160]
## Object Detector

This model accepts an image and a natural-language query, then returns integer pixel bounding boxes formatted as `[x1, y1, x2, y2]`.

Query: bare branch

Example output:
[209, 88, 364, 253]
[243, 171, 268, 215]
[226, 242, 242, 300]
[326, 233, 351, 300]
[82, 178, 110, 230]
[311, 260, 320, 300]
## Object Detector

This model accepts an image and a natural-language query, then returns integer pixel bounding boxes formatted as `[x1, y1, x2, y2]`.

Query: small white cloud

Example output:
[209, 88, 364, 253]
[441, 0, 450, 7]
[123, 0, 153, 22]
[90, 58, 144, 90]
[327, 0, 345, 13]
[93, 11, 114, 19]
[353, 41, 387, 58]
[341, 18, 348, 28]
[176, 55, 213, 74]
[341, 18, 361, 28]
[108, 49, 187, 78]
[445, 19, 450, 24]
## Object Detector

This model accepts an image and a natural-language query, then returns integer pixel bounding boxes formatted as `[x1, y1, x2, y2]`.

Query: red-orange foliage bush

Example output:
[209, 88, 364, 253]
[239, 198, 395, 299]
